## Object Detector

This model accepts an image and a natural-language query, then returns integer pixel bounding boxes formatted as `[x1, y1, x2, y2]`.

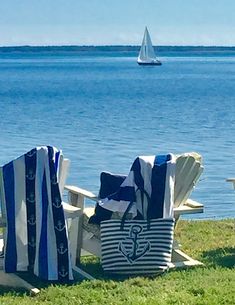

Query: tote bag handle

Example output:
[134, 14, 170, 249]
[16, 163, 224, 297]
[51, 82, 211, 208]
[120, 187, 151, 230]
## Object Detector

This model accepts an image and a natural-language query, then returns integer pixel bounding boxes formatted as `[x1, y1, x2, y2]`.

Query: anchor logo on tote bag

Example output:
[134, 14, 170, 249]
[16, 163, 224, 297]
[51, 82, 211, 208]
[118, 225, 150, 263]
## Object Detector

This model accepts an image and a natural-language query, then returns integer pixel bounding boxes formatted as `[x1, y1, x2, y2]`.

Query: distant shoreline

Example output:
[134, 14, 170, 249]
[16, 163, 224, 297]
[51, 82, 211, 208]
[0, 45, 235, 53]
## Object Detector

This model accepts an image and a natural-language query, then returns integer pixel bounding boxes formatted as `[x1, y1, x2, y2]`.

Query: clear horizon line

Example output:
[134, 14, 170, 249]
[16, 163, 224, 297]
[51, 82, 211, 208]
[1, 44, 235, 48]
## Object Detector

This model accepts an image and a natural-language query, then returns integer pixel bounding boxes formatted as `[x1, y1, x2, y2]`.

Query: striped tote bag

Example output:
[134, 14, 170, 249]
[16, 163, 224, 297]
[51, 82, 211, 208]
[100, 217, 175, 275]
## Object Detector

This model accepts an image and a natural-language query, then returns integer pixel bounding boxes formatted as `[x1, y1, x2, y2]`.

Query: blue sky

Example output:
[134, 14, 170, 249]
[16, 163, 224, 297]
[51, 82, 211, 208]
[0, 0, 234, 46]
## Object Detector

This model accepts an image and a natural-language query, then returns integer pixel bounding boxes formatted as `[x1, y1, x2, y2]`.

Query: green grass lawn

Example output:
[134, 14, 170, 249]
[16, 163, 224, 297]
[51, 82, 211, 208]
[0, 219, 234, 305]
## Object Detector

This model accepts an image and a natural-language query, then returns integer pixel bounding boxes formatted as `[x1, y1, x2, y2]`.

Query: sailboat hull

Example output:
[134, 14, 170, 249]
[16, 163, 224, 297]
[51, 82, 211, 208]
[137, 61, 162, 66]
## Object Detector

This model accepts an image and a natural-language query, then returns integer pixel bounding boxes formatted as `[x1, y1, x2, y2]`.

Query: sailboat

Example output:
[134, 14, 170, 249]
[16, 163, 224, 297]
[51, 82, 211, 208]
[137, 27, 162, 66]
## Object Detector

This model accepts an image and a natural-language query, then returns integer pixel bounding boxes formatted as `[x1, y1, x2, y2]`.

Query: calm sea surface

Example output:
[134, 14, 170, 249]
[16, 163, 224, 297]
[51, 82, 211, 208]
[0, 50, 234, 219]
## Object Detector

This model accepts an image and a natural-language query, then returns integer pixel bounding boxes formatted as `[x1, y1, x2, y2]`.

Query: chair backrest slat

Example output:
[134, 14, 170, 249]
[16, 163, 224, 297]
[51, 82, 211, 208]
[174, 153, 203, 207]
[58, 158, 70, 195]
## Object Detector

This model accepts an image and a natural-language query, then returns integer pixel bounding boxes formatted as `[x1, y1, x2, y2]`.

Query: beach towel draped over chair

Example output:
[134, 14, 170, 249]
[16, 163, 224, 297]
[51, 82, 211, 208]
[91, 154, 176, 222]
[1, 146, 73, 281]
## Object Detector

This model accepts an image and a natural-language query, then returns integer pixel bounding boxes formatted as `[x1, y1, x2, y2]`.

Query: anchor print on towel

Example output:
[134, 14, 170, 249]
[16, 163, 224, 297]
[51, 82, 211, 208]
[26, 168, 35, 180]
[59, 266, 68, 278]
[27, 214, 36, 226]
[28, 236, 36, 248]
[118, 225, 150, 264]
[57, 243, 68, 255]
[52, 196, 62, 208]
[27, 192, 35, 204]
[55, 220, 65, 232]
[26, 150, 36, 158]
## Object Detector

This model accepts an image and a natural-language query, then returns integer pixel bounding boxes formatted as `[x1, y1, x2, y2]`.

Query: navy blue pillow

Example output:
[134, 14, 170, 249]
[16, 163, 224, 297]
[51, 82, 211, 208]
[88, 172, 127, 225]
[99, 172, 127, 199]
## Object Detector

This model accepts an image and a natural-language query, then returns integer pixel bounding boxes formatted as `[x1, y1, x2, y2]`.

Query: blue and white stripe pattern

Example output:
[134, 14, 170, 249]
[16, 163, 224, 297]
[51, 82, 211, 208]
[101, 218, 175, 274]
[99, 154, 176, 219]
[1, 146, 73, 281]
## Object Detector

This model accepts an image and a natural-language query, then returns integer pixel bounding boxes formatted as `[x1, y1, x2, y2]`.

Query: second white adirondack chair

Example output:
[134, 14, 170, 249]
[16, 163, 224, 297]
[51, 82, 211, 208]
[65, 152, 204, 269]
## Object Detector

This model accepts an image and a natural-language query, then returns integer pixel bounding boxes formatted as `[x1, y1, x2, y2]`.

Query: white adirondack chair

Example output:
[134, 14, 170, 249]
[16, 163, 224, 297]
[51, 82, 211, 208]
[0, 156, 93, 295]
[65, 152, 204, 269]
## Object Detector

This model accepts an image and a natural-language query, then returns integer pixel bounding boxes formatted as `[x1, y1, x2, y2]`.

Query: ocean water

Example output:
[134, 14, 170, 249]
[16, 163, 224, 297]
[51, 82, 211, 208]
[0, 50, 234, 219]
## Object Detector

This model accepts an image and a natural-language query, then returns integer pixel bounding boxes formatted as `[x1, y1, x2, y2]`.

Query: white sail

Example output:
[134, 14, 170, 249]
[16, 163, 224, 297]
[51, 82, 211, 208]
[138, 27, 156, 61]
[137, 27, 161, 65]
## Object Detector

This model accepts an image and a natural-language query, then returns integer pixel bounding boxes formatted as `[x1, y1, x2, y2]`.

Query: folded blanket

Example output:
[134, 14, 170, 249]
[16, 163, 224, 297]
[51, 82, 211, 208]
[1, 146, 73, 281]
[94, 154, 176, 222]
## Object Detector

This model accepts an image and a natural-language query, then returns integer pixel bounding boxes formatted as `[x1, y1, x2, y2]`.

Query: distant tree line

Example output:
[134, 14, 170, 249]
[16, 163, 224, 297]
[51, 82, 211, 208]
[0, 45, 235, 53]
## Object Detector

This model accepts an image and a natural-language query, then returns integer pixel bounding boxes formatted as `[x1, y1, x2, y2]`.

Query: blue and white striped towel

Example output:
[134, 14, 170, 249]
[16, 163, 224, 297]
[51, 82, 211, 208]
[99, 154, 176, 219]
[1, 146, 73, 281]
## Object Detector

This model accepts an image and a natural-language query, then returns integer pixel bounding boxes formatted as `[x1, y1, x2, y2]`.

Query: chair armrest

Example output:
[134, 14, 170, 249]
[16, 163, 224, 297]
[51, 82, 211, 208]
[62, 202, 82, 218]
[226, 178, 235, 189]
[65, 185, 98, 201]
[174, 199, 204, 216]
[184, 199, 203, 208]
[226, 178, 235, 182]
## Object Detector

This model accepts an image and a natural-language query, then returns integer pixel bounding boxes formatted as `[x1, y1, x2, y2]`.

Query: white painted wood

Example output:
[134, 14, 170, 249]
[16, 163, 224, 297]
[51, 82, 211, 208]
[66, 188, 86, 265]
[69, 217, 79, 267]
[226, 178, 235, 182]
[169, 248, 204, 269]
[82, 229, 101, 257]
[62, 201, 82, 218]
[0, 270, 40, 295]
[65, 185, 98, 201]
[226, 178, 235, 189]
[84, 207, 96, 217]
[58, 158, 70, 194]
[72, 265, 95, 280]
[174, 153, 203, 207]
[174, 199, 204, 216]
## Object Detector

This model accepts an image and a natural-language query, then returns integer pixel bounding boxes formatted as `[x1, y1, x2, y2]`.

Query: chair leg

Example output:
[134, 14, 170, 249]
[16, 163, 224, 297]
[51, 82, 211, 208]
[72, 265, 95, 280]
[75, 214, 84, 265]
[171, 217, 204, 269]
[0, 237, 40, 295]
[68, 217, 79, 267]
[169, 248, 204, 269]
[67, 191, 85, 265]
[0, 268, 40, 295]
